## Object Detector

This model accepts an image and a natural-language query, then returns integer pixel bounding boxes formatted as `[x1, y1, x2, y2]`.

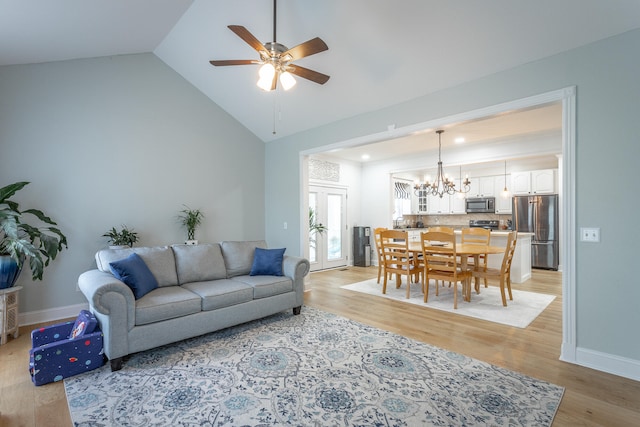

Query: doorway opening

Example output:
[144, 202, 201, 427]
[300, 87, 576, 363]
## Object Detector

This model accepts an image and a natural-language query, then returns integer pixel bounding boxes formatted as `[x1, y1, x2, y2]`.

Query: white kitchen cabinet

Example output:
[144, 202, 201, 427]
[427, 193, 450, 214]
[531, 169, 556, 194]
[449, 193, 467, 214]
[468, 176, 495, 198]
[511, 170, 556, 195]
[413, 188, 428, 214]
[494, 174, 512, 214]
[407, 230, 421, 242]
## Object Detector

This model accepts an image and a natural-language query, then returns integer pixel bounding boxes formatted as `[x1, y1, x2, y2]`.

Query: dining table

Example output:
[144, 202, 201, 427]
[407, 241, 506, 302]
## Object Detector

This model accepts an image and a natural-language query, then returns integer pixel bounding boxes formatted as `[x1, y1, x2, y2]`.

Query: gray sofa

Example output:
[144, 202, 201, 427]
[78, 240, 310, 371]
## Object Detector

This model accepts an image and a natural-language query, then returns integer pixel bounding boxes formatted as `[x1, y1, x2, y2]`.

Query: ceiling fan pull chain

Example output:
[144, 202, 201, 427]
[272, 89, 278, 135]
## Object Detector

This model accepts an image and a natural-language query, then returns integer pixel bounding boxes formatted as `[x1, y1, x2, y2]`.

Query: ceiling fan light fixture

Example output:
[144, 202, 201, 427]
[256, 63, 276, 91]
[280, 71, 296, 90]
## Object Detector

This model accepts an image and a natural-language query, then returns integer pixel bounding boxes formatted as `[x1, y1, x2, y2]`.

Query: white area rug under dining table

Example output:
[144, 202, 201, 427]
[341, 278, 555, 328]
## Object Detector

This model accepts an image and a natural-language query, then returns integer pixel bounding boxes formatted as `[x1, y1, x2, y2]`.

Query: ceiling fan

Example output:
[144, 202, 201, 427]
[209, 0, 330, 91]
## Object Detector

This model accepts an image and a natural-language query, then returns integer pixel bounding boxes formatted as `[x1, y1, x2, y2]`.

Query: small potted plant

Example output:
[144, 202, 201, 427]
[178, 205, 204, 245]
[0, 181, 68, 288]
[102, 225, 139, 249]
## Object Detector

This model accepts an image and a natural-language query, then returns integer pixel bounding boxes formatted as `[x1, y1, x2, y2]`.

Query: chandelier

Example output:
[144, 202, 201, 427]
[414, 130, 471, 198]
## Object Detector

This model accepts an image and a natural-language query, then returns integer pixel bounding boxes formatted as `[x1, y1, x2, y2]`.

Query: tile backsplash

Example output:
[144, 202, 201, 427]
[399, 213, 512, 229]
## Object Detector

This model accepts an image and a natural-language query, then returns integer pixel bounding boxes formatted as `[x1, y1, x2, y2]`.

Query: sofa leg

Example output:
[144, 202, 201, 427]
[110, 357, 124, 371]
[293, 306, 302, 315]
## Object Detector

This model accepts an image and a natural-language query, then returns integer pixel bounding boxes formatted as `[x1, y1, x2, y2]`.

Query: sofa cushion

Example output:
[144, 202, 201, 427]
[182, 279, 254, 311]
[220, 240, 268, 277]
[95, 246, 178, 287]
[231, 275, 293, 299]
[135, 287, 201, 326]
[109, 253, 159, 299]
[172, 243, 227, 284]
[250, 247, 285, 276]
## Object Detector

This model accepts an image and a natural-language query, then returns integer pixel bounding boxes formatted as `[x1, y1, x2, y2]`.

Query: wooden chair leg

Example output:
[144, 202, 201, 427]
[382, 272, 388, 295]
[406, 273, 411, 299]
[453, 281, 458, 309]
[499, 277, 508, 306]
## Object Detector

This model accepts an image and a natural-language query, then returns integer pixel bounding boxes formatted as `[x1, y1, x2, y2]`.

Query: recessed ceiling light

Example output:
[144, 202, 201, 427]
[454, 137, 465, 143]
[361, 154, 370, 160]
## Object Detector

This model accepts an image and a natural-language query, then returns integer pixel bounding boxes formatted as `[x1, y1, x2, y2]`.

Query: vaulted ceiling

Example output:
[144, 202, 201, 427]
[3, 0, 640, 143]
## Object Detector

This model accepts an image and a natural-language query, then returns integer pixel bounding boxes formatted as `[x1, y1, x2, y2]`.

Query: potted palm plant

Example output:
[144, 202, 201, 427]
[309, 207, 328, 250]
[0, 182, 68, 289]
[102, 225, 139, 249]
[178, 205, 204, 245]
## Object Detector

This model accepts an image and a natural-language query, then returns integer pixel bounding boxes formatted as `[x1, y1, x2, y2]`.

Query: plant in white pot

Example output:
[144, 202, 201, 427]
[0, 182, 68, 289]
[178, 205, 204, 245]
[102, 225, 139, 249]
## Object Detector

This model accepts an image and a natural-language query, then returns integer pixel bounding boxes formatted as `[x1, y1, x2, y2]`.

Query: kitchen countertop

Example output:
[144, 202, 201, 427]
[393, 227, 531, 236]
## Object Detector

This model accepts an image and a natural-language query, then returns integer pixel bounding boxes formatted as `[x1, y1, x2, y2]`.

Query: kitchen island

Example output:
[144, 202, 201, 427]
[401, 228, 532, 283]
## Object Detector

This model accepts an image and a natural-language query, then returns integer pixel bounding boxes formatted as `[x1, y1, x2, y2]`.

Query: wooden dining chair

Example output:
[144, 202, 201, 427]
[428, 226, 454, 234]
[380, 230, 419, 299]
[471, 231, 518, 306]
[461, 227, 491, 287]
[420, 231, 472, 309]
[374, 227, 388, 284]
[426, 226, 455, 288]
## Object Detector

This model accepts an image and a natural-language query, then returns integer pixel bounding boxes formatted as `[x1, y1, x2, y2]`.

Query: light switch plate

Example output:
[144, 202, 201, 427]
[580, 227, 600, 242]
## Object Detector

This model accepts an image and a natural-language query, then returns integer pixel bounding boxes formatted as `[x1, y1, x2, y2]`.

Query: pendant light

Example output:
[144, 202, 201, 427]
[501, 160, 510, 198]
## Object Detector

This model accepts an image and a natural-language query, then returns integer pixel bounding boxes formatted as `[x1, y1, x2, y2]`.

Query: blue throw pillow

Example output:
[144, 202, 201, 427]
[68, 309, 98, 339]
[250, 247, 286, 276]
[109, 253, 158, 299]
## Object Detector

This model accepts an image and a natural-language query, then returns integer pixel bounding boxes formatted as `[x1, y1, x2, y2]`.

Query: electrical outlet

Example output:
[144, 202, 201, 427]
[283, 222, 288, 230]
[580, 227, 600, 242]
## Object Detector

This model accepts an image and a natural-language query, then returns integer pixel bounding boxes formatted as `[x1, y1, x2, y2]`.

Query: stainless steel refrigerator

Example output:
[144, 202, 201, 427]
[512, 194, 559, 270]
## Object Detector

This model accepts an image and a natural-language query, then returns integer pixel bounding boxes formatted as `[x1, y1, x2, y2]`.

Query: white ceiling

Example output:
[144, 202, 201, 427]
[2, 0, 640, 144]
[323, 102, 563, 164]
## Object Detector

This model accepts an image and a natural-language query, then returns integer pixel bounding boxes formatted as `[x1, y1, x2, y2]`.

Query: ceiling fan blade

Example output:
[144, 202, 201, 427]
[281, 37, 328, 61]
[228, 25, 268, 55]
[209, 59, 258, 66]
[270, 72, 278, 91]
[287, 65, 330, 85]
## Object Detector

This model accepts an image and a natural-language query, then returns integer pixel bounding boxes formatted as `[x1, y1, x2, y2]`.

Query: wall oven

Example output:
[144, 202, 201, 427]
[465, 197, 495, 213]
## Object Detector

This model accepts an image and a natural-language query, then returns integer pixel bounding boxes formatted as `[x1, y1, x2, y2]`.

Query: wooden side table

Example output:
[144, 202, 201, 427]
[0, 286, 22, 344]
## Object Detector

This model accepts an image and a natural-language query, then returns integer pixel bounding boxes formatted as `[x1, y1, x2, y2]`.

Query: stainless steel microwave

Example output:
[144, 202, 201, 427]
[465, 197, 495, 213]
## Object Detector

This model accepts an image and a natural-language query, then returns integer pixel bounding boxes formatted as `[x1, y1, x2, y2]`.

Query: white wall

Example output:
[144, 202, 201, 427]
[265, 29, 640, 374]
[0, 54, 265, 316]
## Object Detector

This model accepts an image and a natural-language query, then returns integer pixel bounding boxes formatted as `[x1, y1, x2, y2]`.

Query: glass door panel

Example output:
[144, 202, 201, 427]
[309, 186, 347, 271]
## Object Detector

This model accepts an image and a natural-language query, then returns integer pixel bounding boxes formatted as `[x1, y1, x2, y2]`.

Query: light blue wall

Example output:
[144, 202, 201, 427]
[266, 29, 640, 363]
[0, 53, 265, 314]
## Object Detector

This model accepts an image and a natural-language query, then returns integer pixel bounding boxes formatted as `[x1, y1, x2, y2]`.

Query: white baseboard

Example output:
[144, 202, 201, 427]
[19, 302, 89, 326]
[574, 346, 640, 382]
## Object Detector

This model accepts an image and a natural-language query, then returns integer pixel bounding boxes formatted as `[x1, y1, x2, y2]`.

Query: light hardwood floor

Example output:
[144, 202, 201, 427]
[1, 267, 639, 426]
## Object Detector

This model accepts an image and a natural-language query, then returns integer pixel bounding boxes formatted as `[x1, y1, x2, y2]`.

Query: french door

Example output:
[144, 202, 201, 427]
[308, 186, 348, 271]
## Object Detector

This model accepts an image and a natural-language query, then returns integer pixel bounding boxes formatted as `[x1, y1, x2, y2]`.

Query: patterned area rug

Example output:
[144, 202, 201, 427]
[65, 307, 563, 426]
[342, 278, 555, 328]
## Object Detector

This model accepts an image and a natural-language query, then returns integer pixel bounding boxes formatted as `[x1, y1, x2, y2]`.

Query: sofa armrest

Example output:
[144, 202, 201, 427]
[78, 269, 135, 360]
[282, 255, 310, 308]
[283, 255, 310, 283]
